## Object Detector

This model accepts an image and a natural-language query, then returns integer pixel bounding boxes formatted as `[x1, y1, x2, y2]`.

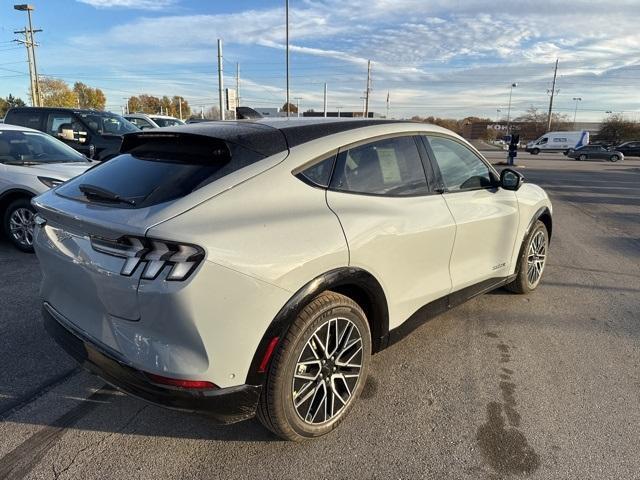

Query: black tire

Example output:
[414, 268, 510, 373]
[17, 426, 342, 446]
[609, 154, 620, 162]
[257, 291, 371, 441]
[531, 148, 540, 155]
[3, 198, 36, 253]
[578, 154, 587, 161]
[505, 220, 548, 294]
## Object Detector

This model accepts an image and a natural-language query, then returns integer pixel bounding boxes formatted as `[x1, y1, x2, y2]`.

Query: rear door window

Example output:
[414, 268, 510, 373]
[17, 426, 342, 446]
[329, 136, 429, 196]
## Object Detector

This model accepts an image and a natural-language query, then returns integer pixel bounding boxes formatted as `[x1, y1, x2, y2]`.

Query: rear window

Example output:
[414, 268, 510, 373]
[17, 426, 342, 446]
[56, 135, 266, 208]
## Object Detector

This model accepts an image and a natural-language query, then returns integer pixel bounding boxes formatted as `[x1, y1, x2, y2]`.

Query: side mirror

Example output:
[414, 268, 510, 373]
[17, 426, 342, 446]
[500, 168, 524, 191]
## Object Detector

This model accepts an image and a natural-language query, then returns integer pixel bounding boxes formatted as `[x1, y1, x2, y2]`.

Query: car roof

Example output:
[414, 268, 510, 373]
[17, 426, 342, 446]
[0, 123, 40, 133]
[124, 118, 447, 157]
[8, 107, 119, 116]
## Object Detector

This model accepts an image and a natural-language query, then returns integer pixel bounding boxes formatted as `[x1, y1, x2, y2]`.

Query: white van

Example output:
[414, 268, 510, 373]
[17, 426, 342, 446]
[526, 131, 589, 155]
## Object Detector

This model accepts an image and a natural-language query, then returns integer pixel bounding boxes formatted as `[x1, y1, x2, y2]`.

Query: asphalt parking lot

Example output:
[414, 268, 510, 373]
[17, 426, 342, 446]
[0, 152, 639, 480]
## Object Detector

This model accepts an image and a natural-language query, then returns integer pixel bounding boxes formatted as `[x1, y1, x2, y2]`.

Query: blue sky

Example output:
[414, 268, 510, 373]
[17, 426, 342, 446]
[1, 0, 640, 121]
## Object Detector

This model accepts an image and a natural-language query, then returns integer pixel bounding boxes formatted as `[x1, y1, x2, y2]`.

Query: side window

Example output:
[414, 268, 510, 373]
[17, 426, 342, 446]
[129, 118, 152, 129]
[298, 153, 336, 188]
[538, 137, 548, 145]
[329, 136, 429, 196]
[46, 114, 84, 141]
[426, 136, 494, 192]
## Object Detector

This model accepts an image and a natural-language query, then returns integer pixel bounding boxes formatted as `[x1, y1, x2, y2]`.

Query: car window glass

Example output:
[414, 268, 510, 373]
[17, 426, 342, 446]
[329, 136, 428, 196]
[129, 118, 153, 128]
[7, 111, 42, 129]
[46, 114, 85, 141]
[0, 130, 87, 163]
[539, 138, 548, 145]
[426, 136, 493, 192]
[299, 153, 336, 187]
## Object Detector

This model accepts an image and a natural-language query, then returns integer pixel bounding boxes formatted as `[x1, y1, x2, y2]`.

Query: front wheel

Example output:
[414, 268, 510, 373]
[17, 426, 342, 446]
[506, 220, 549, 294]
[578, 154, 587, 161]
[3, 198, 36, 253]
[257, 291, 371, 441]
[531, 148, 540, 155]
[609, 154, 621, 162]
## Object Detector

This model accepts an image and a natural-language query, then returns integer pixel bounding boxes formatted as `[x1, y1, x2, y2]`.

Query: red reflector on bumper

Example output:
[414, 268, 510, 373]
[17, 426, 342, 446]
[146, 373, 217, 390]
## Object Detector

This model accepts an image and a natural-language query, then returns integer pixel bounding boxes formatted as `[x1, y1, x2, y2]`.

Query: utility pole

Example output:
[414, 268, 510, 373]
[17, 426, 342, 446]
[364, 60, 371, 118]
[14, 4, 42, 106]
[323, 83, 328, 117]
[178, 97, 183, 120]
[386, 91, 390, 119]
[236, 62, 240, 109]
[285, 0, 290, 117]
[217, 39, 225, 120]
[546, 58, 559, 132]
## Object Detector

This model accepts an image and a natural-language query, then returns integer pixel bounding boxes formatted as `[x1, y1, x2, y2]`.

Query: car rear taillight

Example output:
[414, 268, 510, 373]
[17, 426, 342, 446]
[90, 236, 204, 281]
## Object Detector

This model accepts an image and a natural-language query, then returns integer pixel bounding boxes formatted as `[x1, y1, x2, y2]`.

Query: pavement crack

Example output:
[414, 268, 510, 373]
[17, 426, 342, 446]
[52, 404, 148, 480]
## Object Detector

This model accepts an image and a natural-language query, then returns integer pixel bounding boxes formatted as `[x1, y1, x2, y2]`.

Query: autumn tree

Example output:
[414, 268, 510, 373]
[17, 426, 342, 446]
[40, 77, 77, 107]
[596, 114, 640, 144]
[73, 82, 106, 110]
[0, 94, 26, 117]
[281, 102, 298, 114]
[126, 94, 191, 119]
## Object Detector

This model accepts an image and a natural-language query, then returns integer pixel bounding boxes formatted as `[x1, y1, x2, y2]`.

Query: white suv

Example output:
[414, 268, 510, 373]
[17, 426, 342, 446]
[0, 124, 91, 251]
[32, 119, 552, 440]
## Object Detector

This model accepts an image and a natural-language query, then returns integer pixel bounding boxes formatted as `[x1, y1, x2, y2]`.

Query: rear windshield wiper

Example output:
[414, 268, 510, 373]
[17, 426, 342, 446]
[78, 184, 136, 206]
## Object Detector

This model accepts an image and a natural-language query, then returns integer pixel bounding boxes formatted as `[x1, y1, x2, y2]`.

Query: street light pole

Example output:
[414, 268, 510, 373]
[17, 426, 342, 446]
[572, 97, 582, 128]
[506, 83, 517, 134]
[285, 0, 290, 117]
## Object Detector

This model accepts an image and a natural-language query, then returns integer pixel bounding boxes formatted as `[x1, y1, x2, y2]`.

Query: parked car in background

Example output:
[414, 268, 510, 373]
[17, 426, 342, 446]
[614, 141, 640, 157]
[567, 145, 624, 162]
[4, 107, 138, 162]
[124, 113, 185, 129]
[34, 118, 552, 440]
[526, 130, 589, 155]
[0, 123, 91, 251]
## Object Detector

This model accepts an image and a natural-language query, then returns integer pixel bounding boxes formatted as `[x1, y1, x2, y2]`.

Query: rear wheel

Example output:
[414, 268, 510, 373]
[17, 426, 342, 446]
[257, 291, 371, 441]
[578, 154, 587, 161]
[506, 220, 548, 294]
[3, 198, 36, 253]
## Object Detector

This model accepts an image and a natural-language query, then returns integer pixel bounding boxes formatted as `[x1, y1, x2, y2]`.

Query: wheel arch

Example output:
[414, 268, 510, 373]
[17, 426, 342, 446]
[0, 188, 37, 216]
[245, 267, 389, 386]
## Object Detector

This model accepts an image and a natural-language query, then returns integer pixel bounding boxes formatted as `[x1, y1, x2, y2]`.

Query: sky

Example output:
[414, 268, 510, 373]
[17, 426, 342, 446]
[1, 0, 640, 121]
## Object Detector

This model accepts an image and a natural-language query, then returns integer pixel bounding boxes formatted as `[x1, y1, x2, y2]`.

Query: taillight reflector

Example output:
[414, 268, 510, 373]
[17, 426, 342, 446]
[146, 373, 217, 390]
[258, 337, 280, 373]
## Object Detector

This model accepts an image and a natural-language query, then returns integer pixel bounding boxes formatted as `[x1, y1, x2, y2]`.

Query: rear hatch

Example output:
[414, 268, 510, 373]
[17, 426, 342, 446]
[33, 126, 288, 348]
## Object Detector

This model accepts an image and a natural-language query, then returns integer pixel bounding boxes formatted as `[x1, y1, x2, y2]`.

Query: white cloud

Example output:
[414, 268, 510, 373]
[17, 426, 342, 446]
[76, 0, 175, 10]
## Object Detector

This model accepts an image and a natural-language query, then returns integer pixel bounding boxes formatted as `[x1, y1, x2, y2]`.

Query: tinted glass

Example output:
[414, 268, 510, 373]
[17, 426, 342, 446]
[127, 117, 153, 129]
[76, 112, 138, 135]
[6, 111, 42, 130]
[56, 139, 265, 208]
[426, 136, 493, 191]
[150, 117, 185, 127]
[0, 130, 88, 164]
[299, 153, 336, 187]
[46, 113, 85, 141]
[330, 136, 428, 196]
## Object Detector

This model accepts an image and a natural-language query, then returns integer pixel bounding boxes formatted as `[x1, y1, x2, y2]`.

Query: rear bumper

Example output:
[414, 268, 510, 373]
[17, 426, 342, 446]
[42, 303, 261, 424]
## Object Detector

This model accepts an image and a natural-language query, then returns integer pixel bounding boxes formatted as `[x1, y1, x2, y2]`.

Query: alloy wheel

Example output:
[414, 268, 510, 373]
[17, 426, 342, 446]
[292, 317, 363, 425]
[526, 230, 547, 287]
[9, 207, 35, 248]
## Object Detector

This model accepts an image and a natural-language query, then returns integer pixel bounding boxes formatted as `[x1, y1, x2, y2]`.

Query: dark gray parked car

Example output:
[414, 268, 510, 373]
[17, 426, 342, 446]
[567, 145, 623, 162]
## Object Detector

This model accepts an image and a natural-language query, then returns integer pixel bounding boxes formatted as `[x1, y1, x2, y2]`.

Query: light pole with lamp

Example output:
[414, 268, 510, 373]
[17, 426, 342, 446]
[506, 83, 517, 134]
[572, 97, 582, 128]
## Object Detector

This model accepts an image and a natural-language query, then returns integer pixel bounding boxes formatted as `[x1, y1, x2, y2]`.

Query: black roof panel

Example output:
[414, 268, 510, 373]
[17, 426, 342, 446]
[121, 118, 408, 157]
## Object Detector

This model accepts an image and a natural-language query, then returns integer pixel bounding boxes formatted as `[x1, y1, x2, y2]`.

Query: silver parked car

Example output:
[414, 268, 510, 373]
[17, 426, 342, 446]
[0, 124, 91, 251]
[124, 113, 185, 130]
[567, 145, 624, 162]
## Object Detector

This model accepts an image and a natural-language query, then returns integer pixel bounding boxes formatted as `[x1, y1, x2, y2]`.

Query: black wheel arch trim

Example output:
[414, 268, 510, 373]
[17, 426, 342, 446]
[245, 267, 389, 386]
[0, 188, 37, 203]
[514, 206, 552, 276]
